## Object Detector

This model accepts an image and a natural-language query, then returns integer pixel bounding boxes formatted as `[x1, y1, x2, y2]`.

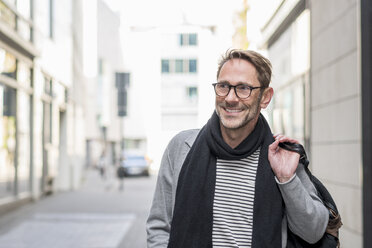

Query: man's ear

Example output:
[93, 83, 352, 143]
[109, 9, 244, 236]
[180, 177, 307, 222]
[260, 87, 273, 109]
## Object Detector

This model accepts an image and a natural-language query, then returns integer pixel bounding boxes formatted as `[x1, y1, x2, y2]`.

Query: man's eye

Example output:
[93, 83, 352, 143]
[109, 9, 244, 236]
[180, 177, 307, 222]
[218, 84, 229, 89]
[237, 85, 250, 91]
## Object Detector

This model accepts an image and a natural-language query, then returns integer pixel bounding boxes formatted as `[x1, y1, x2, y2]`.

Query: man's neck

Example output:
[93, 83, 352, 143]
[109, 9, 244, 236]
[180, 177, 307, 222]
[220, 118, 259, 149]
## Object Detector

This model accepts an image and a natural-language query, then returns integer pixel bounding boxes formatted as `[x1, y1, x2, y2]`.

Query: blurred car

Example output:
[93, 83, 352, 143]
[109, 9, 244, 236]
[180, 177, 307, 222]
[120, 154, 150, 177]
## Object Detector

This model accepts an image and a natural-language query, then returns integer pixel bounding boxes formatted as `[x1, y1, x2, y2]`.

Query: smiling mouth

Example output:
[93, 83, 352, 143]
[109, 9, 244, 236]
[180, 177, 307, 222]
[224, 108, 242, 113]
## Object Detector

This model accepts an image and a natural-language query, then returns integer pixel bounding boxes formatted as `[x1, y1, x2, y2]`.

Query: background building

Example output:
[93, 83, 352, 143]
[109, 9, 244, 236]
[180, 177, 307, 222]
[158, 24, 222, 160]
[252, 0, 367, 246]
[84, 0, 125, 170]
[120, 23, 221, 171]
[0, 0, 87, 212]
[118, 5, 242, 170]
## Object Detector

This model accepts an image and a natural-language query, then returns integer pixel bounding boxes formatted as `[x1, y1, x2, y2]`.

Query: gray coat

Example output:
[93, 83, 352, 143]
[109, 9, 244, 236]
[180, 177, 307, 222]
[146, 129, 329, 248]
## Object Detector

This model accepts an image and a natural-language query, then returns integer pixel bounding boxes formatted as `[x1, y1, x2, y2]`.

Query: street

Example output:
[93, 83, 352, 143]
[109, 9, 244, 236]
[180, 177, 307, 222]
[0, 167, 157, 248]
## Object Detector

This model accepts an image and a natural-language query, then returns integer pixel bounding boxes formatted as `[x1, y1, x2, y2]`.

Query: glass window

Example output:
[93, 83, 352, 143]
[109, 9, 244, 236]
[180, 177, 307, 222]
[43, 76, 53, 96]
[272, 82, 304, 143]
[175, 60, 183, 73]
[179, 33, 198, 46]
[0, 84, 16, 198]
[49, 0, 54, 38]
[179, 34, 184, 46]
[268, 10, 310, 148]
[40, 0, 54, 38]
[187, 86, 198, 102]
[189, 34, 197, 45]
[0, 48, 16, 79]
[17, 0, 31, 41]
[65, 88, 68, 103]
[189, 59, 197, 73]
[17, 61, 31, 86]
[0, 2, 16, 29]
[41, 101, 52, 194]
[18, 18, 31, 42]
[161, 59, 169, 73]
[17, 90, 31, 194]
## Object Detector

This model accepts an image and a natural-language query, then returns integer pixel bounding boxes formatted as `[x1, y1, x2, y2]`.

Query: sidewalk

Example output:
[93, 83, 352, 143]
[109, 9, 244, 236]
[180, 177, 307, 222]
[0, 167, 157, 248]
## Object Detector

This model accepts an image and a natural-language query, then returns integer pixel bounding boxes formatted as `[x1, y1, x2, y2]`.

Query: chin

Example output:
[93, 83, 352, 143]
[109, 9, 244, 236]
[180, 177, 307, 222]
[220, 118, 246, 130]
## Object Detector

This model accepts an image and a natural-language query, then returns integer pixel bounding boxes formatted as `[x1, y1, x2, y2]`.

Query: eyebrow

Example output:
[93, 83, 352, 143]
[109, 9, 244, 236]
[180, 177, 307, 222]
[217, 80, 252, 86]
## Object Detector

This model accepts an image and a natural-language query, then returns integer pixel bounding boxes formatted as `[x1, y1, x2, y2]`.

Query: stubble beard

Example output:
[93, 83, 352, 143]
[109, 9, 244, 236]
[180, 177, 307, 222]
[215, 95, 262, 131]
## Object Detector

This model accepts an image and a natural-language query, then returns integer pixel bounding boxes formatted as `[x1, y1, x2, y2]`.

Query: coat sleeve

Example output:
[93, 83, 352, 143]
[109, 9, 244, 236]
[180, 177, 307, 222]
[146, 145, 174, 248]
[277, 163, 329, 244]
[146, 129, 197, 248]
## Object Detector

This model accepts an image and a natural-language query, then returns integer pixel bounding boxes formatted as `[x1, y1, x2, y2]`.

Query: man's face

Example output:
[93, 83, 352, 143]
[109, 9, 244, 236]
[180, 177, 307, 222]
[215, 58, 264, 131]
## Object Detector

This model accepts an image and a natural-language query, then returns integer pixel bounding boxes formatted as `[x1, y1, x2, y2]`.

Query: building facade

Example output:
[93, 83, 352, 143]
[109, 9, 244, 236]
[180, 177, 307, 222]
[159, 24, 219, 148]
[120, 21, 236, 170]
[0, 0, 87, 211]
[257, 0, 367, 246]
[84, 0, 124, 169]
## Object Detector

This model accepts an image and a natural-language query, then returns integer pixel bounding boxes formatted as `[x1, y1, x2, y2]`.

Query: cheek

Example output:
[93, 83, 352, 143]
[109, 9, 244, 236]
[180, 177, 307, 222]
[241, 99, 253, 108]
[215, 96, 224, 105]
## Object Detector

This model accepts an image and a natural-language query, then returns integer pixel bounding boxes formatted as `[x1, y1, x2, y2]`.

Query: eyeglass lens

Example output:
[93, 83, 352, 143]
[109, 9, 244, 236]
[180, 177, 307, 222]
[215, 84, 251, 98]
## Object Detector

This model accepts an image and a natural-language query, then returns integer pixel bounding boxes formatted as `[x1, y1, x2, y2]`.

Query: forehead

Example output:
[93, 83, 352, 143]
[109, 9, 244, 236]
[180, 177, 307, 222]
[218, 58, 258, 84]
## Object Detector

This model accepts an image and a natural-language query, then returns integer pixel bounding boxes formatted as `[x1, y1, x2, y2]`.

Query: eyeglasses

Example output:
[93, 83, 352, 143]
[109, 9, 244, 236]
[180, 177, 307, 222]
[212, 82, 265, 99]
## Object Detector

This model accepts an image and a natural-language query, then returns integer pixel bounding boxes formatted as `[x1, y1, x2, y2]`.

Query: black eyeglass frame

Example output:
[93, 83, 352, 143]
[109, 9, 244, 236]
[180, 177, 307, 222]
[212, 83, 265, 99]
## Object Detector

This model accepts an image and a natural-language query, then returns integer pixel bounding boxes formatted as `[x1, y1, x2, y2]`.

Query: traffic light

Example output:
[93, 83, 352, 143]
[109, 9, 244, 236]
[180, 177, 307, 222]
[116, 72, 130, 117]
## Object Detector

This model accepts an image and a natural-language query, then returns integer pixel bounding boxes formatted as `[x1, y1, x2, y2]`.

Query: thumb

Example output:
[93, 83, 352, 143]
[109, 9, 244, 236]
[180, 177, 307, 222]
[269, 139, 280, 153]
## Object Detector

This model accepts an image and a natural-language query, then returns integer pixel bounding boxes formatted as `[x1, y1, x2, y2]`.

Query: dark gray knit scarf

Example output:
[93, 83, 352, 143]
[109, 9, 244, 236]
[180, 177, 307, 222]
[168, 111, 284, 248]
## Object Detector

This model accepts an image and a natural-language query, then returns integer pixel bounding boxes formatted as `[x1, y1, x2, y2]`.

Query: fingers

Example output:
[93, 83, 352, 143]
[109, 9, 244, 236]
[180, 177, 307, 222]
[269, 138, 280, 152]
[273, 134, 299, 144]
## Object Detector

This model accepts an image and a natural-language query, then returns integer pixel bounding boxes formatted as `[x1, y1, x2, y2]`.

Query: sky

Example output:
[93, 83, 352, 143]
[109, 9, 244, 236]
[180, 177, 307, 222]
[102, 0, 281, 49]
[103, 0, 244, 26]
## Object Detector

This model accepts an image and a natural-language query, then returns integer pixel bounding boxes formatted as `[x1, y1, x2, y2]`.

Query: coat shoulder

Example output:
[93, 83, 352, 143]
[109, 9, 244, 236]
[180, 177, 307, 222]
[169, 129, 200, 149]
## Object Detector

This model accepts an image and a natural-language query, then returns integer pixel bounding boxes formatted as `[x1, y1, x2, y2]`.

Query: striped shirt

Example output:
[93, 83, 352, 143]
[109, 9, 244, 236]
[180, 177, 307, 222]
[212, 148, 260, 248]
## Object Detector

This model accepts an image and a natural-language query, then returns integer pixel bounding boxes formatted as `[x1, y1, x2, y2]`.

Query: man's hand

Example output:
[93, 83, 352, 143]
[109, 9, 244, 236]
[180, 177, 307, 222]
[268, 134, 300, 183]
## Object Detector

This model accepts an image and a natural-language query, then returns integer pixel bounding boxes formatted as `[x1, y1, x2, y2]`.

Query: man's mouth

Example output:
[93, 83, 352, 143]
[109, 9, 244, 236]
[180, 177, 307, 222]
[225, 108, 242, 113]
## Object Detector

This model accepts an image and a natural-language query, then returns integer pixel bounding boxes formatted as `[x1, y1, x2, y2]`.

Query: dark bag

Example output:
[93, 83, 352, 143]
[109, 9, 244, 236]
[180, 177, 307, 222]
[279, 142, 343, 248]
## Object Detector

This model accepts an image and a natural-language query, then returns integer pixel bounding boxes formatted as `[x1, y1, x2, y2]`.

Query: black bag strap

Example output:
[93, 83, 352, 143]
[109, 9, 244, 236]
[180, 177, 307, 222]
[278, 142, 342, 247]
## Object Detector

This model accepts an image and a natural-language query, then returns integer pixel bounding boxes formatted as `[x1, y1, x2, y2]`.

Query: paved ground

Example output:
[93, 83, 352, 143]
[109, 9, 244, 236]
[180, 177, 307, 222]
[0, 167, 158, 248]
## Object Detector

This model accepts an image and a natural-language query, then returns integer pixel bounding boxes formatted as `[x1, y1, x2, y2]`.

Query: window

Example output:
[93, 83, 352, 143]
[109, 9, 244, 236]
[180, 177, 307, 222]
[0, 1, 33, 42]
[187, 86, 198, 102]
[175, 60, 183, 73]
[189, 59, 197, 73]
[17, 90, 31, 194]
[0, 84, 17, 198]
[161, 59, 198, 74]
[40, 0, 54, 39]
[0, 2, 16, 29]
[179, 34, 184, 46]
[17, 0, 32, 41]
[189, 34, 197, 45]
[0, 48, 32, 85]
[268, 10, 310, 146]
[17, 61, 31, 86]
[124, 139, 145, 150]
[43, 76, 53, 96]
[49, 0, 54, 38]
[179, 33, 198, 46]
[0, 48, 16, 79]
[161, 59, 169, 73]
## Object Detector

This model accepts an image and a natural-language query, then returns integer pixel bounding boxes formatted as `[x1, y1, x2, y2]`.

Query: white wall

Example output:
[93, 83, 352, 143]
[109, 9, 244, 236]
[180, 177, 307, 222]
[120, 28, 162, 167]
[310, 0, 361, 247]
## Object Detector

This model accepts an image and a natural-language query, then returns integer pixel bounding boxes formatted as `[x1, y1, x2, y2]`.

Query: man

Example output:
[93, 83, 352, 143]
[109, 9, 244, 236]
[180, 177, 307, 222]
[146, 49, 328, 247]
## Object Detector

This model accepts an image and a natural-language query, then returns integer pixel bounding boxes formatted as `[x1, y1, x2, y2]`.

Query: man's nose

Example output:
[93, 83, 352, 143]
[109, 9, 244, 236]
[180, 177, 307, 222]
[225, 87, 239, 102]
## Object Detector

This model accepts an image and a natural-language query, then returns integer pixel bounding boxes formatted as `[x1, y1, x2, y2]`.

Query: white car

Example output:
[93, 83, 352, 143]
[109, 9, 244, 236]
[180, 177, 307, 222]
[120, 154, 150, 176]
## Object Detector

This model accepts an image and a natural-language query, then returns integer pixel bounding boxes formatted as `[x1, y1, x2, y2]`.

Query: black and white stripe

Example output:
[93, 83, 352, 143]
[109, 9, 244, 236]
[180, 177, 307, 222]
[212, 149, 260, 248]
